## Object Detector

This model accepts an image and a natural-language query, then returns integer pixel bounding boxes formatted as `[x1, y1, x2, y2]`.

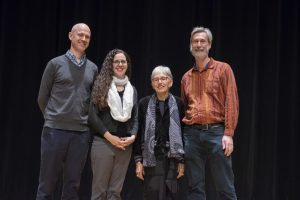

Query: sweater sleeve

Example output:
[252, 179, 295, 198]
[129, 87, 139, 136]
[133, 97, 148, 163]
[176, 96, 185, 163]
[88, 102, 108, 136]
[37, 61, 55, 115]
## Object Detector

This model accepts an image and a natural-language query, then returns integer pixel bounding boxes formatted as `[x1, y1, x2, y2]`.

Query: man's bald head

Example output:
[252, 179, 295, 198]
[71, 23, 91, 34]
[68, 23, 91, 56]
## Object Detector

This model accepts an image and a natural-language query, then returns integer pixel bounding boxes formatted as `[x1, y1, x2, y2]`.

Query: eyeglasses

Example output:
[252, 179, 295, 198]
[113, 60, 127, 65]
[152, 76, 169, 83]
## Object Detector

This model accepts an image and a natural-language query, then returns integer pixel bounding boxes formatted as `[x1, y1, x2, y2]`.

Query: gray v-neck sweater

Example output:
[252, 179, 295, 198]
[38, 54, 98, 131]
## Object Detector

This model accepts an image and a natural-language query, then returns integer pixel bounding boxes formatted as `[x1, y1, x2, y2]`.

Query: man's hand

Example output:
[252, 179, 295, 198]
[222, 135, 234, 156]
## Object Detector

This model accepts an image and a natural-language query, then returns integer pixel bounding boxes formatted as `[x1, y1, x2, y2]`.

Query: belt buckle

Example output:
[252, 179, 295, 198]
[202, 124, 209, 130]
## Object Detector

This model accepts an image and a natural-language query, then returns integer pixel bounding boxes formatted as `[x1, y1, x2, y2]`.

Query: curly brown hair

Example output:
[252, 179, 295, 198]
[91, 49, 132, 109]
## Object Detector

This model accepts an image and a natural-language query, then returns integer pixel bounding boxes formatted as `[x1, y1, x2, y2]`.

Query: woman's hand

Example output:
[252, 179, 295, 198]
[135, 161, 144, 180]
[104, 131, 126, 150]
[120, 135, 136, 147]
[177, 163, 184, 179]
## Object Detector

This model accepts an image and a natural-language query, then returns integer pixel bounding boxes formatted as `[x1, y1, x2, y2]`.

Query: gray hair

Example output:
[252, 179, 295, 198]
[189, 26, 213, 52]
[151, 66, 173, 80]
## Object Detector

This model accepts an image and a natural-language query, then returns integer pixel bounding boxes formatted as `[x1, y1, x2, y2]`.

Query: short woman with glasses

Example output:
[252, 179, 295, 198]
[133, 66, 185, 200]
[88, 49, 138, 200]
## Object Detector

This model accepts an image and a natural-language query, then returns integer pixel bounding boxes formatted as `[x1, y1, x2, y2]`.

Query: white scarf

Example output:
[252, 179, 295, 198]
[107, 76, 134, 122]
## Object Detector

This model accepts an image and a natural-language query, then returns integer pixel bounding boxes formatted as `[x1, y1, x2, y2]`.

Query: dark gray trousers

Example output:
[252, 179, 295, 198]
[36, 127, 90, 200]
[91, 136, 132, 200]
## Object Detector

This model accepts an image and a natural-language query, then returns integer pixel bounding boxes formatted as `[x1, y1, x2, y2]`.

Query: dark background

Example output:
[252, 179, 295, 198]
[1, 0, 299, 199]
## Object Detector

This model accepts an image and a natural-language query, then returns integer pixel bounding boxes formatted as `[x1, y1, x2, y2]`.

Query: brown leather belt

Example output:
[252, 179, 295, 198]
[189, 123, 223, 130]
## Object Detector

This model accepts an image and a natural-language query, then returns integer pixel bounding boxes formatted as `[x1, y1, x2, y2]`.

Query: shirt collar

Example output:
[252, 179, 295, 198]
[192, 57, 213, 72]
[65, 50, 86, 67]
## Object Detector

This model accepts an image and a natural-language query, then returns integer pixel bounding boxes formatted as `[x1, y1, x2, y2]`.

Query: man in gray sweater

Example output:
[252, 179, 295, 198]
[36, 23, 98, 200]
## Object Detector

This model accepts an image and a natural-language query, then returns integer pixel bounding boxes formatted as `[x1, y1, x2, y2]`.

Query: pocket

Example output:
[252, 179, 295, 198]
[205, 79, 219, 94]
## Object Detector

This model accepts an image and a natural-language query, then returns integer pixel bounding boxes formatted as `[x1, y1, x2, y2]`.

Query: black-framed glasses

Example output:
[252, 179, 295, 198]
[113, 60, 127, 65]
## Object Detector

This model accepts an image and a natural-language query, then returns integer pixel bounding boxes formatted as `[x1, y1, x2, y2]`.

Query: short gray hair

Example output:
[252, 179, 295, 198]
[151, 66, 173, 80]
[189, 26, 213, 51]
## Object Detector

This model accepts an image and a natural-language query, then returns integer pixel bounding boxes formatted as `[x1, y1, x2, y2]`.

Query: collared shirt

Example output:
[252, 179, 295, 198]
[65, 50, 86, 67]
[181, 58, 239, 136]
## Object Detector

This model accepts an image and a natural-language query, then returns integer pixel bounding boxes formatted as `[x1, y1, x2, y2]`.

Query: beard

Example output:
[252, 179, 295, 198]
[192, 49, 208, 59]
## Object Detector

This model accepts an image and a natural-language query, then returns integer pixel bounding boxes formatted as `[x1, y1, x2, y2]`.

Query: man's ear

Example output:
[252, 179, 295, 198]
[68, 32, 73, 41]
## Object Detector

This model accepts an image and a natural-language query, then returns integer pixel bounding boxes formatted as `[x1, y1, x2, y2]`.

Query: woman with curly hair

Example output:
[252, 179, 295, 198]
[88, 49, 138, 200]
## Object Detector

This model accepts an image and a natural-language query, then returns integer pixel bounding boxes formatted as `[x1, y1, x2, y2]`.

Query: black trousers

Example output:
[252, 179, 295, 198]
[143, 155, 179, 200]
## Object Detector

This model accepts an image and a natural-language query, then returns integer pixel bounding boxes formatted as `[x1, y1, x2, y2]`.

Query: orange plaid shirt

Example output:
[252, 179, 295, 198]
[181, 58, 239, 136]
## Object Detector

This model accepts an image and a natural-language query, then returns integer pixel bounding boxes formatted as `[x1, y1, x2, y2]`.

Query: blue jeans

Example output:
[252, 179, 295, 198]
[183, 125, 237, 200]
[36, 127, 91, 200]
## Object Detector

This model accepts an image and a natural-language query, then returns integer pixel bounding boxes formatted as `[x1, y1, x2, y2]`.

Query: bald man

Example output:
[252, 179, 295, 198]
[36, 23, 98, 200]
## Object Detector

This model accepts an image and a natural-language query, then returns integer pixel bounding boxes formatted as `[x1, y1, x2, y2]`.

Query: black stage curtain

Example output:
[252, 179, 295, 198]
[0, 0, 299, 199]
